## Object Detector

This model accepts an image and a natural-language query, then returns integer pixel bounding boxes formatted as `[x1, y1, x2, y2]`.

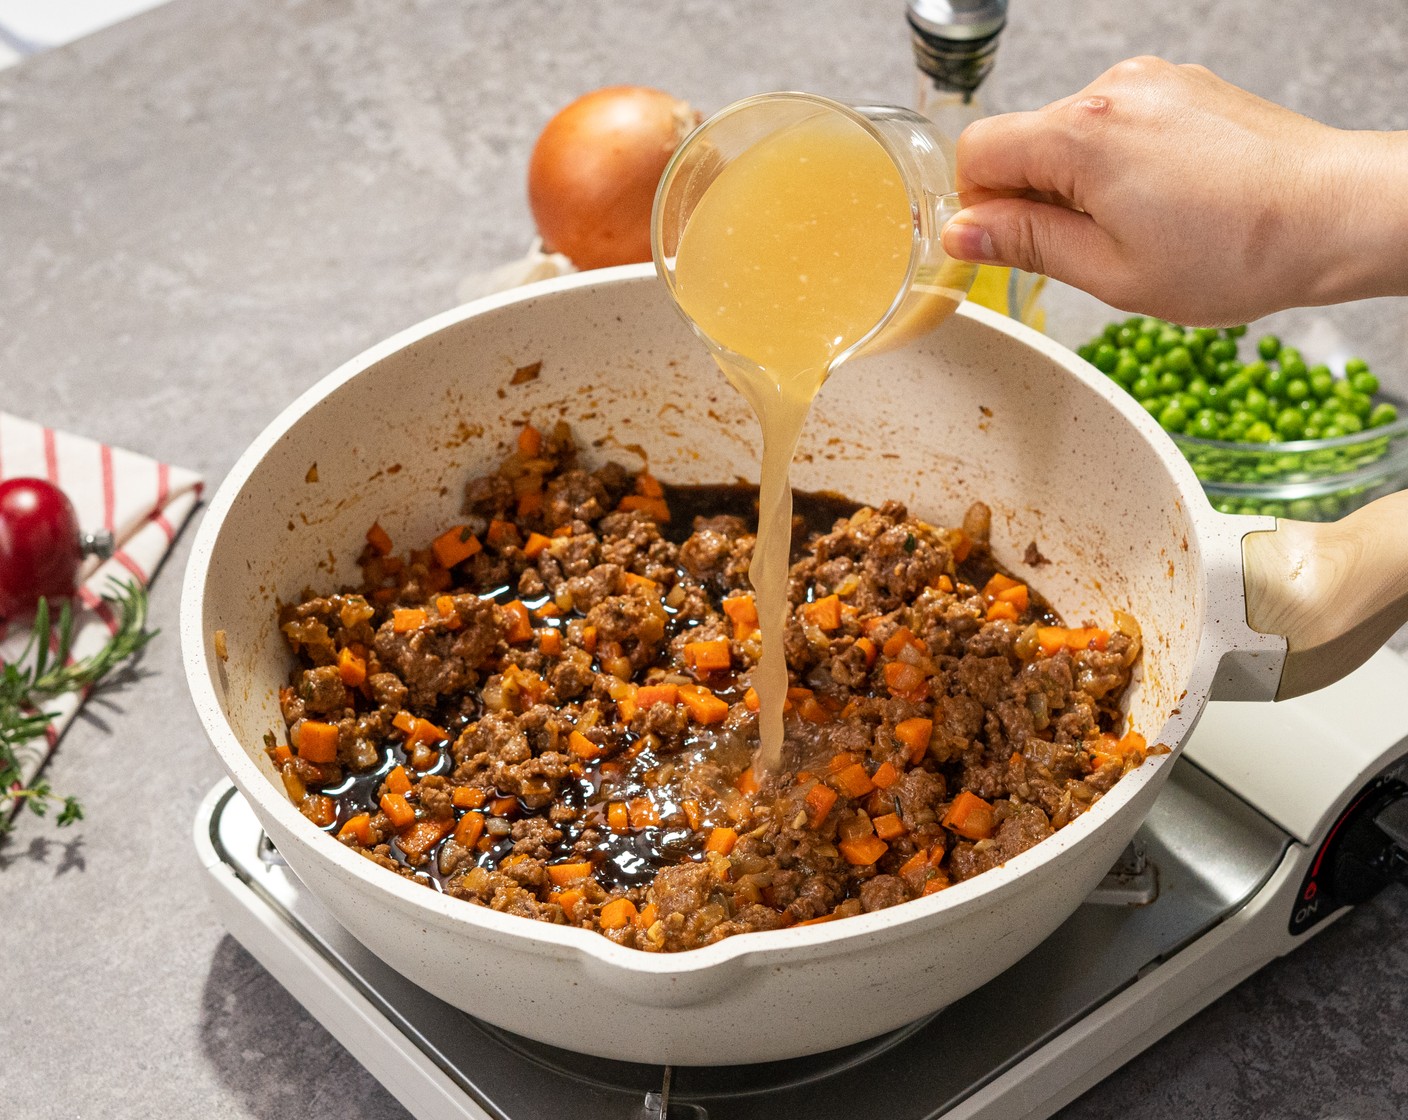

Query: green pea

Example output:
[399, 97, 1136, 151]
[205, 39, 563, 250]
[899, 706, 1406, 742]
[1223, 372, 1253, 399]
[1133, 335, 1155, 362]
[1159, 403, 1189, 432]
[1242, 359, 1269, 386]
[1131, 375, 1159, 400]
[1309, 366, 1335, 400]
[1157, 328, 1184, 352]
[1263, 367, 1288, 397]
[1141, 397, 1164, 416]
[1178, 392, 1202, 414]
[1186, 376, 1211, 403]
[1258, 334, 1281, 360]
[1280, 355, 1308, 380]
[1278, 346, 1302, 365]
[1274, 409, 1306, 440]
[1116, 324, 1139, 348]
[1103, 322, 1121, 342]
[1322, 425, 1345, 440]
[1285, 378, 1310, 403]
[1338, 414, 1364, 434]
[1078, 343, 1096, 362]
[1348, 392, 1374, 420]
[1158, 371, 1185, 394]
[1332, 379, 1356, 401]
[1208, 338, 1238, 363]
[1370, 402, 1399, 427]
[1190, 412, 1221, 439]
[1093, 343, 1118, 372]
[1245, 421, 1275, 443]
[1303, 425, 1322, 440]
[1244, 387, 1270, 419]
[1344, 356, 1369, 376]
[1227, 325, 1248, 338]
[1165, 346, 1193, 373]
[1287, 498, 1317, 519]
[1350, 370, 1380, 395]
[1215, 360, 1242, 382]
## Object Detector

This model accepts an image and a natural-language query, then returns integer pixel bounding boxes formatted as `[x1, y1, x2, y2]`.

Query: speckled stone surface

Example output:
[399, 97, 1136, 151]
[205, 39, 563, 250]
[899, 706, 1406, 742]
[1, 1, 1405, 1117]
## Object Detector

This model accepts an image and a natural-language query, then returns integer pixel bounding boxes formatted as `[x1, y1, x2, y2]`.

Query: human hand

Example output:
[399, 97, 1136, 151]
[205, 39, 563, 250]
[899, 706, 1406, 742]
[940, 56, 1408, 325]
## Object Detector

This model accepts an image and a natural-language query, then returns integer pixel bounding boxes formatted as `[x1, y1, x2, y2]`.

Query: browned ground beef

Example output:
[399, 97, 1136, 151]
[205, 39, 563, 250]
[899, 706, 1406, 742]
[270, 422, 1144, 952]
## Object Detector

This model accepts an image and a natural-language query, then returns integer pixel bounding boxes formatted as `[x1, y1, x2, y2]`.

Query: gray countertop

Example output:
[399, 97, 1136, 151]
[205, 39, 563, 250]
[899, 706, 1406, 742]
[3, 1, 1406, 1116]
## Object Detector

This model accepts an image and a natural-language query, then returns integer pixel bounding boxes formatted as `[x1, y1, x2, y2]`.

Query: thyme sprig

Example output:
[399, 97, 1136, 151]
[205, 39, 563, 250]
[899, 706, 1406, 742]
[1, 581, 155, 836]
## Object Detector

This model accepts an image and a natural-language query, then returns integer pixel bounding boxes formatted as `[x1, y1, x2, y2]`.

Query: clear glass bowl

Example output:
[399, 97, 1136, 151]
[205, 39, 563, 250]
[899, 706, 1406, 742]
[1171, 400, 1408, 520]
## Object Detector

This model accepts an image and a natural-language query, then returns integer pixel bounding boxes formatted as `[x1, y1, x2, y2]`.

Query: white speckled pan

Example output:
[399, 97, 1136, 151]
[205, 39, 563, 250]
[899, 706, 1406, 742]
[181, 264, 1408, 1065]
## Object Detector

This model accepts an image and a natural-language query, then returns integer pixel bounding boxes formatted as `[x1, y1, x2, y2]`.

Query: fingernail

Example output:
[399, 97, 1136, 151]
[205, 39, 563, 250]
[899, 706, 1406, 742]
[943, 218, 996, 263]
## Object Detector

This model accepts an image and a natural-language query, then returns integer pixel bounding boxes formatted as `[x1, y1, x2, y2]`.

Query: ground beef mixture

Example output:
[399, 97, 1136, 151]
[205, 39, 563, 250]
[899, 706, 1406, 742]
[268, 421, 1145, 952]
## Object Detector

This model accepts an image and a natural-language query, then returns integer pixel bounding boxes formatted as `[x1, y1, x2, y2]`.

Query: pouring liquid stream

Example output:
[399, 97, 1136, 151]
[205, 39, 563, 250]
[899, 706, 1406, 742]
[671, 111, 961, 775]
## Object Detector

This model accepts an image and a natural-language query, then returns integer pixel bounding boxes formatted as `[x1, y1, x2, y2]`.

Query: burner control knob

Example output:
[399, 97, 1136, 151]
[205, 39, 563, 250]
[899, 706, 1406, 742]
[1290, 778, 1407, 935]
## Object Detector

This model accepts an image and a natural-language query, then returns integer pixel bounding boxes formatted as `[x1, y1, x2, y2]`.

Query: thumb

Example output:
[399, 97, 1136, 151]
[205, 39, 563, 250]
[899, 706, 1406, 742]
[941, 197, 1112, 291]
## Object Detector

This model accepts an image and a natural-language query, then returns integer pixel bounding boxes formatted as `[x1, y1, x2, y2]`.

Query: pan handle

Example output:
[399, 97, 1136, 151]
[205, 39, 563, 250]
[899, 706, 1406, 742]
[1243, 489, 1408, 700]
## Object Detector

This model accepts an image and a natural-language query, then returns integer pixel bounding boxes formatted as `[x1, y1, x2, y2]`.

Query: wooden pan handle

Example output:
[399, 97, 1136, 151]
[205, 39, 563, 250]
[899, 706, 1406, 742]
[1243, 489, 1408, 699]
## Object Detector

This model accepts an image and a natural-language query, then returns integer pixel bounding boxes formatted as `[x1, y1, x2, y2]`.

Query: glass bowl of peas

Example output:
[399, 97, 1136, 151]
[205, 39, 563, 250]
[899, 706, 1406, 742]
[1078, 318, 1408, 520]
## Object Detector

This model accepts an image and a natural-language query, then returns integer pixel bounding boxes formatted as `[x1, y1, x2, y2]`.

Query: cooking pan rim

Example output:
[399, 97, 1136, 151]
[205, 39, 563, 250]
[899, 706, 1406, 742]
[181, 265, 1218, 978]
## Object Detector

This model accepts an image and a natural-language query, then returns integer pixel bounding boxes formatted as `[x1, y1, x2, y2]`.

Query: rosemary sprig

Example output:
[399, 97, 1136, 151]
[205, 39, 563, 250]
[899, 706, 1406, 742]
[1, 580, 155, 836]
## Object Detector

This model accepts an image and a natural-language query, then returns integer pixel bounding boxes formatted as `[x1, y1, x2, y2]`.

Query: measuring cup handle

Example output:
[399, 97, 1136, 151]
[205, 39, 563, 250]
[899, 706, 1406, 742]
[1243, 488, 1408, 699]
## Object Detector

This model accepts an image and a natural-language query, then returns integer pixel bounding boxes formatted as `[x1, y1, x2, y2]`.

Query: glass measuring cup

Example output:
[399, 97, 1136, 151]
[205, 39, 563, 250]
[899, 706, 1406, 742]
[651, 91, 976, 378]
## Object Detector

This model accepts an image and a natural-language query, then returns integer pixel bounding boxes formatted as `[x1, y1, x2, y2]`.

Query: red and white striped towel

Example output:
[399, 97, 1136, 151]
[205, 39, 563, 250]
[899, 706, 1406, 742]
[0, 411, 202, 804]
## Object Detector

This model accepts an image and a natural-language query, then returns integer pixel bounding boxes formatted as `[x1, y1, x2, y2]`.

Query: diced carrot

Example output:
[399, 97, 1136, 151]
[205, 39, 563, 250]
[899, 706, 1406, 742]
[833, 762, 876, 800]
[825, 752, 861, 775]
[607, 801, 630, 831]
[392, 608, 427, 632]
[839, 835, 890, 866]
[451, 787, 486, 809]
[635, 683, 679, 708]
[365, 522, 393, 556]
[997, 583, 1029, 610]
[982, 572, 1022, 604]
[743, 687, 760, 712]
[551, 887, 585, 914]
[453, 810, 485, 848]
[1117, 730, 1148, 762]
[393, 714, 446, 749]
[936, 574, 955, 593]
[942, 790, 996, 841]
[569, 730, 604, 760]
[431, 525, 483, 569]
[627, 797, 661, 829]
[802, 594, 842, 631]
[884, 661, 927, 697]
[517, 491, 543, 519]
[682, 799, 703, 831]
[898, 850, 928, 877]
[796, 913, 839, 927]
[804, 783, 838, 828]
[537, 628, 563, 656]
[338, 813, 374, 845]
[385, 764, 412, 796]
[873, 813, 907, 841]
[485, 518, 518, 551]
[272, 744, 293, 767]
[951, 529, 973, 563]
[704, 826, 739, 856]
[797, 696, 830, 724]
[380, 792, 415, 830]
[490, 795, 519, 818]
[679, 684, 729, 725]
[684, 639, 732, 673]
[523, 531, 551, 559]
[882, 627, 924, 658]
[986, 600, 1020, 622]
[399, 817, 454, 860]
[337, 647, 367, 687]
[581, 624, 598, 654]
[893, 717, 933, 765]
[517, 424, 542, 457]
[392, 710, 416, 735]
[296, 720, 340, 764]
[636, 903, 659, 930]
[617, 494, 671, 522]
[853, 636, 878, 669]
[547, 861, 594, 887]
[922, 876, 949, 896]
[598, 898, 639, 931]
[1068, 627, 1111, 652]
[735, 767, 760, 796]
[871, 760, 901, 789]
[723, 595, 759, 640]
[1037, 626, 1068, 657]
[634, 472, 664, 499]
[502, 600, 533, 644]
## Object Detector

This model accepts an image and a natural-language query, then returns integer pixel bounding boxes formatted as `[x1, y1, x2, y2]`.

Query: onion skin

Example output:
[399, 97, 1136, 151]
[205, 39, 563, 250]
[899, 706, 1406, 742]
[528, 86, 699, 271]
